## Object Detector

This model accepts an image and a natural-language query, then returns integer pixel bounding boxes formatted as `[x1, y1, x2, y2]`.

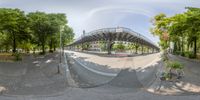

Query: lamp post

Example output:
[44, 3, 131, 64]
[58, 25, 64, 74]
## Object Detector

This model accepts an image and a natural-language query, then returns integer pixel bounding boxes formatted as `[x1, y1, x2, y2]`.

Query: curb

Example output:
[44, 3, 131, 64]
[178, 55, 200, 63]
[72, 58, 117, 77]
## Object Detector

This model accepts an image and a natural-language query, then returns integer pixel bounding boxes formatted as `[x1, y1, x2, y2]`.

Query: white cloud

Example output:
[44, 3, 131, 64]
[86, 6, 156, 20]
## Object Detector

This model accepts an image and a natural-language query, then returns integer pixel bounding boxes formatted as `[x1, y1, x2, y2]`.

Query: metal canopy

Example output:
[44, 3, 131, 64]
[68, 27, 159, 50]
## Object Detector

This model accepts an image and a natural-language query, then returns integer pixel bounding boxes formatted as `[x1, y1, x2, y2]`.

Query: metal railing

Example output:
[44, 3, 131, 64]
[73, 27, 158, 48]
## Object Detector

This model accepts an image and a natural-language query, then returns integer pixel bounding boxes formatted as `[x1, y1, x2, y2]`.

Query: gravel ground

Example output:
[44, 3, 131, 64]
[0, 53, 68, 95]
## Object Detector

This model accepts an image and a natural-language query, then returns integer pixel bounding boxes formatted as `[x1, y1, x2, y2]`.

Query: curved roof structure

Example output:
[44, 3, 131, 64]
[69, 27, 159, 50]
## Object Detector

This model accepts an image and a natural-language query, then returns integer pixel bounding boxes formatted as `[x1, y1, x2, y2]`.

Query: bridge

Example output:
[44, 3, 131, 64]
[68, 27, 159, 54]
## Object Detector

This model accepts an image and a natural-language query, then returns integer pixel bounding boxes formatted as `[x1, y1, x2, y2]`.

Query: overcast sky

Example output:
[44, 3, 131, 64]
[1, 0, 200, 45]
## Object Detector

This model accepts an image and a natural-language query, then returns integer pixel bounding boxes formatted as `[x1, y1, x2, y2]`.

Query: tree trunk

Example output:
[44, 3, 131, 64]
[5, 45, 8, 52]
[173, 42, 177, 53]
[178, 40, 181, 52]
[12, 34, 16, 53]
[107, 41, 112, 55]
[33, 48, 35, 54]
[62, 45, 64, 52]
[187, 42, 190, 52]
[194, 37, 197, 58]
[53, 44, 56, 51]
[49, 37, 53, 52]
[41, 34, 46, 54]
[135, 47, 138, 54]
[107, 40, 114, 55]
[181, 36, 184, 53]
[141, 45, 144, 54]
[42, 45, 45, 54]
[41, 41, 45, 54]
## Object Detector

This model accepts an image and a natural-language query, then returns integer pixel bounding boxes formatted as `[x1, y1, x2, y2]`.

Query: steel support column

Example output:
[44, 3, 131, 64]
[141, 45, 144, 54]
[107, 40, 112, 55]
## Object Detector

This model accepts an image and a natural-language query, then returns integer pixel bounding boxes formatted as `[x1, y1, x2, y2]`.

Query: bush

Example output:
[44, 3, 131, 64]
[184, 51, 189, 57]
[163, 72, 171, 80]
[184, 51, 196, 59]
[173, 51, 181, 55]
[188, 53, 196, 59]
[166, 61, 183, 70]
[162, 54, 168, 62]
[181, 52, 185, 57]
[39, 52, 45, 55]
[13, 53, 22, 61]
[175, 51, 196, 59]
[113, 43, 125, 51]
[49, 50, 54, 53]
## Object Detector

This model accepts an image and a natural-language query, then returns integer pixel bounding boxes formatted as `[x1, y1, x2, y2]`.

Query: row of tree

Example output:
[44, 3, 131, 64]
[75, 41, 152, 54]
[0, 8, 74, 54]
[151, 7, 200, 58]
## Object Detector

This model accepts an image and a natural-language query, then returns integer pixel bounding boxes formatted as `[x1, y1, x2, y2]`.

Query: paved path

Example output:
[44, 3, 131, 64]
[66, 50, 160, 72]
[65, 50, 161, 87]
[1, 52, 200, 100]
[1, 87, 200, 100]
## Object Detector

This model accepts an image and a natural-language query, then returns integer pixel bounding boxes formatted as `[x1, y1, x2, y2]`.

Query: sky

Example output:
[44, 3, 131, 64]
[0, 0, 200, 45]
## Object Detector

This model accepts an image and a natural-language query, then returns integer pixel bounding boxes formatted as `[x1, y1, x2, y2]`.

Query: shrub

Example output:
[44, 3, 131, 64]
[176, 51, 196, 59]
[163, 72, 171, 80]
[162, 54, 168, 62]
[13, 53, 22, 61]
[181, 52, 185, 57]
[188, 53, 196, 59]
[49, 50, 54, 53]
[173, 51, 181, 55]
[184, 51, 196, 59]
[166, 61, 183, 70]
[184, 51, 190, 57]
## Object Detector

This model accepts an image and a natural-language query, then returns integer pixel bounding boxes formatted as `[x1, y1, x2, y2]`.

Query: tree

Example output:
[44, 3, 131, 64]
[0, 8, 74, 56]
[0, 32, 10, 52]
[27, 11, 52, 54]
[134, 43, 140, 54]
[168, 14, 187, 53]
[61, 26, 74, 50]
[113, 42, 125, 52]
[151, 7, 200, 58]
[99, 41, 107, 51]
[126, 43, 134, 53]
[47, 13, 68, 52]
[0, 8, 29, 53]
[184, 7, 200, 57]
[150, 13, 170, 50]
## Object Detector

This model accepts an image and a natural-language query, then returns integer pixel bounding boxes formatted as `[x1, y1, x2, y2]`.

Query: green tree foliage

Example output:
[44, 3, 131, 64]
[99, 41, 107, 51]
[0, 8, 30, 53]
[113, 42, 125, 51]
[61, 26, 74, 50]
[0, 32, 10, 52]
[150, 13, 170, 50]
[47, 13, 68, 52]
[82, 42, 91, 50]
[184, 7, 200, 57]
[0, 8, 74, 54]
[151, 7, 200, 58]
[27, 12, 53, 54]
